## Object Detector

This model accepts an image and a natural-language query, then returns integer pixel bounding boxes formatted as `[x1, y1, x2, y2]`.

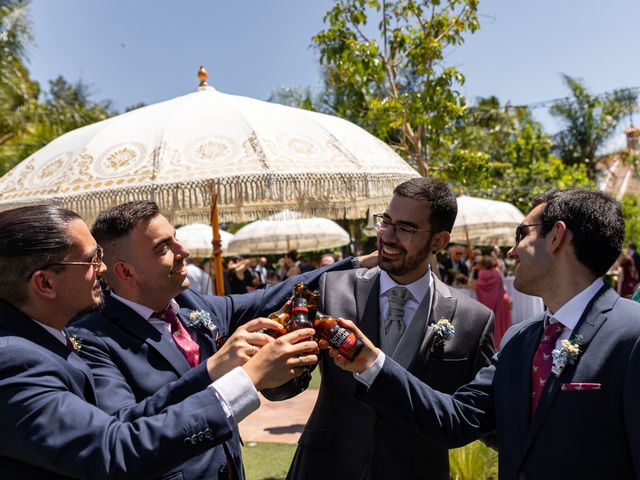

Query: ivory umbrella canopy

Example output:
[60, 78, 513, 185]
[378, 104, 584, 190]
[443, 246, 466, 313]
[175, 223, 234, 258]
[0, 70, 419, 224]
[225, 210, 350, 256]
[449, 195, 525, 247]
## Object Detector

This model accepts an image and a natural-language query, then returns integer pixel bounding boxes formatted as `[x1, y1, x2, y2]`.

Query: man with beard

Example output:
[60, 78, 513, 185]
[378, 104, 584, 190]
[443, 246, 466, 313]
[0, 205, 318, 479]
[69, 200, 375, 480]
[287, 177, 495, 480]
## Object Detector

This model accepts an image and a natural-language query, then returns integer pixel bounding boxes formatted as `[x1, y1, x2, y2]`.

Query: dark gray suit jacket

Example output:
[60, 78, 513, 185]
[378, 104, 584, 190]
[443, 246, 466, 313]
[357, 285, 640, 479]
[287, 268, 495, 480]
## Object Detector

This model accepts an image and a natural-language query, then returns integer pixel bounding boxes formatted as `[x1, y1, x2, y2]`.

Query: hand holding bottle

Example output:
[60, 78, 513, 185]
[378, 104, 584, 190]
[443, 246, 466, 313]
[323, 318, 380, 374]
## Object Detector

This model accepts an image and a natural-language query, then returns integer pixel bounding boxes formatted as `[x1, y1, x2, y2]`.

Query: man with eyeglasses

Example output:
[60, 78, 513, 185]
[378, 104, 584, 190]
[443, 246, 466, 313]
[287, 177, 495, 480]
[0, 205, 321, 479]
[327, 188, 640, 480]
[67, 200, 376, 480]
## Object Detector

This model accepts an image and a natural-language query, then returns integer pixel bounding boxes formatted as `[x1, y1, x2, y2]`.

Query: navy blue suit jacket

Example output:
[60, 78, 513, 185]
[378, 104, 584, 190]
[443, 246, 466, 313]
[357, 286, 640, 479]
[69, 258, 355, 480]
[0, 299, 235, 479]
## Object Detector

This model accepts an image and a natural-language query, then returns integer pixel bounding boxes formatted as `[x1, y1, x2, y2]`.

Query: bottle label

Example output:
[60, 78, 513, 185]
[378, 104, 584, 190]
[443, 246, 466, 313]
[327, 326, 351, 349]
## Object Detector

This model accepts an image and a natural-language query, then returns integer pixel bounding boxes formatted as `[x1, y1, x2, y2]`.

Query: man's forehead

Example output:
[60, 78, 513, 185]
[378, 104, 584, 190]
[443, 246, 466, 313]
[524, 203, 545, 222]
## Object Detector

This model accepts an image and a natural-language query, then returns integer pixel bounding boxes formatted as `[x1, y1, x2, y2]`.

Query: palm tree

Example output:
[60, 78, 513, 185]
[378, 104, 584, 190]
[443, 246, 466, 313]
[550, 74, 637, 179]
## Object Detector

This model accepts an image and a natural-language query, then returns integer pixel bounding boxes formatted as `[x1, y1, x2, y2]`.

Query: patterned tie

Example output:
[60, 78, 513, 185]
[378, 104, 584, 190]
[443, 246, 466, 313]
[153, 306, 200, 368]
[530, 319, 564, 414]
[385, 286, 411, 353]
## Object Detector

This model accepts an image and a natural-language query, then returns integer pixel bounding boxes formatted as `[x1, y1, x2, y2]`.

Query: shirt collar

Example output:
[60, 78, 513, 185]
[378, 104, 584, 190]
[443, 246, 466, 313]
[545, 277, 605, 330]
[110, 291, 179, 320]
[379, 267, 433, 302]
[31, 318, 67, 345]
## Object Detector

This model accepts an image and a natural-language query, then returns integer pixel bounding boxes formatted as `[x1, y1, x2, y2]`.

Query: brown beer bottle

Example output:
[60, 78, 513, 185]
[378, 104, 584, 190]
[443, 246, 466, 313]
[288, 296, 313, 331]
[262, 298, 293, 338]
[314, 312, 364, 361]
[306, 290, 320, 322]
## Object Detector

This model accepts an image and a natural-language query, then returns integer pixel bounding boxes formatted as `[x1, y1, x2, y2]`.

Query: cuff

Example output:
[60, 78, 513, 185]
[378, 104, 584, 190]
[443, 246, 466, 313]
[209, 366, 260, 425]
[353, 350, 385, 388]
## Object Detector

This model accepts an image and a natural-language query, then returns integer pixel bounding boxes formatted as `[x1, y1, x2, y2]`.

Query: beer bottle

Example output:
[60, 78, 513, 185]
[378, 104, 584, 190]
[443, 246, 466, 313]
[313, 312, 364, 361]
[288, 296, 314, 332]
[307, 290, 320, 322]
[262, 298, 293, 338]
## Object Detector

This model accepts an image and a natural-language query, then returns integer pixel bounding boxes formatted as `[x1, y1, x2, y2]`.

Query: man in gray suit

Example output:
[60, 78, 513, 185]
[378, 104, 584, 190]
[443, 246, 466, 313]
[287, 177, 495, 480]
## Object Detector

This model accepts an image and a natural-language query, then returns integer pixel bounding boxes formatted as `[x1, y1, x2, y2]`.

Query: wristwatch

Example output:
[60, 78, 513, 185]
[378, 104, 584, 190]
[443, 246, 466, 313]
[351, 256, 360, 269]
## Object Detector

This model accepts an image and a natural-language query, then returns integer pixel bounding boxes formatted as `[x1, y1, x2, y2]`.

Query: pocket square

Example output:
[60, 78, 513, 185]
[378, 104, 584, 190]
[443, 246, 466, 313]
[561, 382, 601, 391]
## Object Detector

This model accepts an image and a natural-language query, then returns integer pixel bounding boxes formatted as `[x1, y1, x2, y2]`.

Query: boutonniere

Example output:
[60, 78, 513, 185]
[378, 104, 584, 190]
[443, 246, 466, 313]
[187, 310, 216, 333]
[431, 318, 455, 352]
[69, 335, 82, 353]
[551, 335, 583, 377]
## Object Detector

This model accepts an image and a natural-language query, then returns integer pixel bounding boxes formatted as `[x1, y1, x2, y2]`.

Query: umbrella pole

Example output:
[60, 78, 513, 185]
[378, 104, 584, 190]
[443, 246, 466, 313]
[210, 193, 225, 296]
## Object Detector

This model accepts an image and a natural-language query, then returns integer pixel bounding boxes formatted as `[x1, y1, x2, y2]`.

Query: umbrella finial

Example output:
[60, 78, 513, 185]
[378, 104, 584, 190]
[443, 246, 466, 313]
[197, 66, 208, 87]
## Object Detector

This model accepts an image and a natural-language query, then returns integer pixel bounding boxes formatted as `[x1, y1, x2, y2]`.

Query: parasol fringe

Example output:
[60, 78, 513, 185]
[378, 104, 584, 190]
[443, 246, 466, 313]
[0, 171, 417, 226]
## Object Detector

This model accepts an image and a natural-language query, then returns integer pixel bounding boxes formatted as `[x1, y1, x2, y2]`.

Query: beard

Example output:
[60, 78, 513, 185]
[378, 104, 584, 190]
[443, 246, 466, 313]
[76, 288, 105, 317]
[378, 237, 431, 277]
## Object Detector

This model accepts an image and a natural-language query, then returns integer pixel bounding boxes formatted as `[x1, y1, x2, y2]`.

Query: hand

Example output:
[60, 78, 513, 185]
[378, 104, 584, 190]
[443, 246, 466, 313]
[324, 318, 379, 374]
[206, 317, 284, 381]
[211, 239, 223, 256]
[358, 250, 379, 269]
[242, 328, 320, 390]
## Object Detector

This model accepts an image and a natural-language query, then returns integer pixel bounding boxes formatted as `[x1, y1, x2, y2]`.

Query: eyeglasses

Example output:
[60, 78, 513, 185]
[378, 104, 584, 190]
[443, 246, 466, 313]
[29, 245, 103, 279]
[514, 223, 550, 245]
[373, 213, 430, 243]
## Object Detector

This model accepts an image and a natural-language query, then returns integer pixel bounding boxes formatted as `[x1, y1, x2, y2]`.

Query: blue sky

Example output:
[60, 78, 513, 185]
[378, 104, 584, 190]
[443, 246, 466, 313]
[27, 0, 640, 151]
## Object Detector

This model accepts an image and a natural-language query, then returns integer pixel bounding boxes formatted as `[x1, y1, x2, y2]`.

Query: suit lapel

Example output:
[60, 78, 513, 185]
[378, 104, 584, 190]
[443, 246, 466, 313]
[177, 306, 217, 358]
[104, 296, 190, 375]
[409, 277, 455, 373]
[355, 269, 381, 347]
[522, 285, 613, 456]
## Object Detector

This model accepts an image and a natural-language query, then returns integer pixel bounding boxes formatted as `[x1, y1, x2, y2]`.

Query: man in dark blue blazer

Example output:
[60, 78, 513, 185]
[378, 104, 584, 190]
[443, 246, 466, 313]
[69, 200, 373, 480]
[327, 188, 640, 480]
[0, 205, 318, 479]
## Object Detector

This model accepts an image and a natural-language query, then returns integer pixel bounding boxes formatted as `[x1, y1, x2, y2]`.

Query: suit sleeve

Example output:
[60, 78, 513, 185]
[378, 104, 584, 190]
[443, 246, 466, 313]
[73, 328, 213, 419]
[0, 344, 232, 479]
[472, 310, 495, 375]
[357, 353, 497, 449]
[623, 335, 640, 475]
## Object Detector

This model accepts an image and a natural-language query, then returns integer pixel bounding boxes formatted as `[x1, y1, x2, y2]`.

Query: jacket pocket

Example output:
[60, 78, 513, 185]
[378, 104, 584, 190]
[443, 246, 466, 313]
[298, 426, 334, 450]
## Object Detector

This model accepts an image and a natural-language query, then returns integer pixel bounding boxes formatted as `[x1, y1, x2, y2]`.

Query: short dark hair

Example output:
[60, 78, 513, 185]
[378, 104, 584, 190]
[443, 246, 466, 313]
[0, 205, 80, 305]
[286, 249, 298, 262]
[91, 200, 160, 250]
[393, 177, 457, 233]
[532, 189, 624, 277]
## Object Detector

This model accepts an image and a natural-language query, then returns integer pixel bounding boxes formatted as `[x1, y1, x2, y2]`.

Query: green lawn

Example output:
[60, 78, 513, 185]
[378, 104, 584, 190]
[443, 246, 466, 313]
[241, 442, 296, 480]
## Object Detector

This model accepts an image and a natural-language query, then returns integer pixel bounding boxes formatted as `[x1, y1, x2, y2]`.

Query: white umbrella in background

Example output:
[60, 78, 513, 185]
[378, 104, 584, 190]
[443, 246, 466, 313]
[0, 67, 418, 293]
[449, 195, 524, 247]
[175, 223, 234, 258]
[226, 210, 350, 255]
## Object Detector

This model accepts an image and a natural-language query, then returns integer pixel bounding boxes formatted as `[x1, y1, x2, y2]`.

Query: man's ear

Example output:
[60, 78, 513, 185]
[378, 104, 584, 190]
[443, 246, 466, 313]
[548, 221, 568, 253]
[112, 260, 135, 285]
[29, 271, 57, 301]
[430, 231, 451, 254]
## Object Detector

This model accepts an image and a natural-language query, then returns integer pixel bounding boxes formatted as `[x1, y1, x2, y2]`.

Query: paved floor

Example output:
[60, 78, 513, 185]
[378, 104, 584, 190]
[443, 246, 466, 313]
[239, 390, 318, 444]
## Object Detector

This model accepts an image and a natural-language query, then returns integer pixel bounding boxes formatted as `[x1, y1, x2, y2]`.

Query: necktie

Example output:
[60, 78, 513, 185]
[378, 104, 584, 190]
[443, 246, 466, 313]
[385, 286, 411, 353]
[530, 319, 564, 414]
[153, 306, 201, 368]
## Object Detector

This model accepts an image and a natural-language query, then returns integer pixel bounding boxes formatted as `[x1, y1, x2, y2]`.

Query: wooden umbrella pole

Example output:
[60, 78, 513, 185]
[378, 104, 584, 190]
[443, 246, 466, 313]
[210, 193, 225, 296]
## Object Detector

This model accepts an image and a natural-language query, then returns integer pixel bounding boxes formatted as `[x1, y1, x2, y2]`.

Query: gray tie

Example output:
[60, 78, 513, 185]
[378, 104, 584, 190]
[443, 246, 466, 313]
[385, 286, 411, 353]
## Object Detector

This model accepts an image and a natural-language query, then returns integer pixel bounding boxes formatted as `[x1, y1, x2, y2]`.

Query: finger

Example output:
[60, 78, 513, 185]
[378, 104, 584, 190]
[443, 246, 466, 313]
[318, 339, 331, 350]
[335, 318, 363, 337]
[247, 345, 259, 357]
[288, 340, 320, 356]
[289, 354, 318, 367]
[280, 328, 316, 344]
[244, 331, 275, 346]
[244, 317, 287, 333]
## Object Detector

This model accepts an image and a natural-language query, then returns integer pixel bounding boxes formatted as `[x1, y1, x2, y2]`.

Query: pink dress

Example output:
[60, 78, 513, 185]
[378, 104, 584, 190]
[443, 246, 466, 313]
[475, 268, 511, 348]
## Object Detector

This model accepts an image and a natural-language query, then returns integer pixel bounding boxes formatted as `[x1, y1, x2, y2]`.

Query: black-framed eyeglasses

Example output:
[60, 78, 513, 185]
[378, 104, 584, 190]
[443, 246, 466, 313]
[28, 245, 103, 279]
[373, 213, 430, 243]
[514, 223, 551, 245]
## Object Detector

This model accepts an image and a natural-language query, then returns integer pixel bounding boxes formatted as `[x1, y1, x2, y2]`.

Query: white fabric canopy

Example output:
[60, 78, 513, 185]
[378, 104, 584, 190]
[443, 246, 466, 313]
[226, 210, 350, 255]
[175, 223, 233, 258]
[449, 195, 524, 246]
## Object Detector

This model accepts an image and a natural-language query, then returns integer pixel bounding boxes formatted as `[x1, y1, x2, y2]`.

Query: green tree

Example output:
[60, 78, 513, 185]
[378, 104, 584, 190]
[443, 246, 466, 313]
[550, 74, 637, 179]
[438, 97, 593, 211]
[313, 0, 480, 176]
[621, 194, 640, 245]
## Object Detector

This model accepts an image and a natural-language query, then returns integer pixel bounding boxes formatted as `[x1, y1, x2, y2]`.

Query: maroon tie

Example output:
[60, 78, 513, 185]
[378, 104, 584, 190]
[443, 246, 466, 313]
[153, 306, 200, 368]
[530, 319, 564, 414]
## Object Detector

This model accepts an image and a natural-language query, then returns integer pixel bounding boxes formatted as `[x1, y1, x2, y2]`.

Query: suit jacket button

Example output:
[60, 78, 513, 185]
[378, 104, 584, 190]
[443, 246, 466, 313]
[191, 434, 198, 444]
[204, 428, 213, 440]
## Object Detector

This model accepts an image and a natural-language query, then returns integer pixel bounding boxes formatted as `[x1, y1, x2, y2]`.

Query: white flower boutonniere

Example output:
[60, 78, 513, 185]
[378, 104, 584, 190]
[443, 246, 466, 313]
[432, 318, 455, 352]
[69, 335, 82, 353]
[551, 336, 582, 377]
[187, 310, 216, 333]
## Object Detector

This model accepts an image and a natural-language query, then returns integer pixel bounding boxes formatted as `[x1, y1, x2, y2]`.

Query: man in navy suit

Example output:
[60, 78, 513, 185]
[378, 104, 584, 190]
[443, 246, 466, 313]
[328, 188, 640, 480]
[0, 205, 318, 479]
[69, 200, 374, 480]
